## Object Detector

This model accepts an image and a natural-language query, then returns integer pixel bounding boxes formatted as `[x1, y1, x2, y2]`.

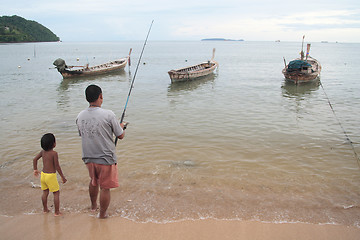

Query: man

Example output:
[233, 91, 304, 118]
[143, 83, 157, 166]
[76, 84, 126, 219]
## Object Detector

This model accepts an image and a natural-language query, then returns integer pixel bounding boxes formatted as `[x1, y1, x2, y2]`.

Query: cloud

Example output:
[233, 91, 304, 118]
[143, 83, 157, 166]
[168, 9, 360, 42]
[2, 0, 360, 42]
[280, 10, 360, 30]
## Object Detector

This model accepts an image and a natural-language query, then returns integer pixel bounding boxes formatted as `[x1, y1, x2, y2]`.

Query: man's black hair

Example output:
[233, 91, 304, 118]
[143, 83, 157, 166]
[85, 84, 102, 103]
[41, 133, 56, 151]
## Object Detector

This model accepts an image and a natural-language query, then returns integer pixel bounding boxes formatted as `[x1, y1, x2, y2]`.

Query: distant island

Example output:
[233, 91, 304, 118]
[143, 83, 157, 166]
[0, 15, 59, 43]
[201, 38, 244, 41]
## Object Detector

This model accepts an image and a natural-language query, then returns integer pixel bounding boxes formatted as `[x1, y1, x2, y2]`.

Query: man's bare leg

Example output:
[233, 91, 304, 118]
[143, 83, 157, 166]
[89, 181, 99, 211]
[99, 188, 110, 219]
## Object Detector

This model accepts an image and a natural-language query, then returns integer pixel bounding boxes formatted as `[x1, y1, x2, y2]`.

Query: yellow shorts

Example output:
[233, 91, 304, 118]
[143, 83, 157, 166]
[40, 172, 60, 192]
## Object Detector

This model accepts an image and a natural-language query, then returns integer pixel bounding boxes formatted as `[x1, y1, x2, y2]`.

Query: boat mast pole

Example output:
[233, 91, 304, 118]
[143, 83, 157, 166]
[211, 48, 216, 61]
[301, 35, 305, 60]
[115, 20, 154, 146]
[306, 43, 311, 61]
[127, 48, 133, 74]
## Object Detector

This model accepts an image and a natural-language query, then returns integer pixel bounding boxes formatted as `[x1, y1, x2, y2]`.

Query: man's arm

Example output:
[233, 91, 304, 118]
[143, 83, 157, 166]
[117, 122, 128, 139]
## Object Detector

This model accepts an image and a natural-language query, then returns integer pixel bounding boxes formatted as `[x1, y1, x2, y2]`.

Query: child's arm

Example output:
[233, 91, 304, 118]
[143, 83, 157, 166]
[53, 152, 67, 184]
[33, 151, 42, 177]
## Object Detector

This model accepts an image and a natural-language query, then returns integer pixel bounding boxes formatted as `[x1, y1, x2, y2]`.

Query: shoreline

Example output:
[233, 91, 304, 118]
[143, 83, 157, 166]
[1, 213, 360, 240]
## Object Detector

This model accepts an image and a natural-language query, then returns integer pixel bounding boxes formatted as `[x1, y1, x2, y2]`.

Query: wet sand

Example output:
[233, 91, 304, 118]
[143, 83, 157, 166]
[1, 214, 359, 240]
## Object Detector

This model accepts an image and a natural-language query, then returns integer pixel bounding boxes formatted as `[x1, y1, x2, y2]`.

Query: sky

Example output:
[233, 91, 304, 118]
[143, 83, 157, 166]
[2, 0, 360, 42]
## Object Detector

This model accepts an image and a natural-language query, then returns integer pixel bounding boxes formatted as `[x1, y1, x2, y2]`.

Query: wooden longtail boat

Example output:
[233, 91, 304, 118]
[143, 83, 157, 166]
[282, 37, 321, 84]
[168, 48, 218, 83]
[53, 49, 132, 79]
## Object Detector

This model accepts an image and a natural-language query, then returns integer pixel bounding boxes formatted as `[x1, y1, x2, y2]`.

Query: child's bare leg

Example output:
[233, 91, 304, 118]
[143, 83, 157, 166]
[53, 191, 61, 216]
[42, 189, 50, 213]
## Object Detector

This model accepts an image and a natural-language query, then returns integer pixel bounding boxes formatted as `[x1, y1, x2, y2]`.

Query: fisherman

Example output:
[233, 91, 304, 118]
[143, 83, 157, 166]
[76, 84, 126, 219]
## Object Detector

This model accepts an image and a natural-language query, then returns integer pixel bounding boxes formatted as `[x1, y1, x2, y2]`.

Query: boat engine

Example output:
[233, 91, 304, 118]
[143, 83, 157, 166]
[53, 58, 67, 72]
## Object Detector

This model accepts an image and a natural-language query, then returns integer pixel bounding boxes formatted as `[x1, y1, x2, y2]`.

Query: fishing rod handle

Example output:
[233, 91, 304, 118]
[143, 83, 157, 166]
[114, 122, 128, 146]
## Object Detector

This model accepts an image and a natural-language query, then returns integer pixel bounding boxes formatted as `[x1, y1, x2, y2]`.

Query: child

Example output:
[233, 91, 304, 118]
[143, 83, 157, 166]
[33, 133, 67, 216]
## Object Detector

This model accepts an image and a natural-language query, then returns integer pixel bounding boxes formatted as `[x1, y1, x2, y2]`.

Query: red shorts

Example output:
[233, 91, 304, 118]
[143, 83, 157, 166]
[86, 163, 119, 189]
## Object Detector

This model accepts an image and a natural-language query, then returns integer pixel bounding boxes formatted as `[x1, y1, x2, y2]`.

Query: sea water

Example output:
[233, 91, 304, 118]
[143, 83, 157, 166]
[0, 40, 360, 226]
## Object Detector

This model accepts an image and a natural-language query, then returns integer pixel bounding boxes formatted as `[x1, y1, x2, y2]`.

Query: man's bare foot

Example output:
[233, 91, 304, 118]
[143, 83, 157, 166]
[91, 204, 98, 212]
[54, 212, 62, 217]
[97, 213, 108, 219]
[43, 209, 50, 214]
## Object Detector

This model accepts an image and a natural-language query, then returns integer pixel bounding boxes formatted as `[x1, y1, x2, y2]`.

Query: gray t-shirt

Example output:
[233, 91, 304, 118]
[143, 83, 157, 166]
[76, 107, 123, 165]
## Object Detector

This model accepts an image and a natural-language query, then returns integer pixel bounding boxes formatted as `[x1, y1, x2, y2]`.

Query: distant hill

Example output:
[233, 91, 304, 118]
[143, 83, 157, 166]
[0, 15, 59, 43]
[201, 38, 244, 41]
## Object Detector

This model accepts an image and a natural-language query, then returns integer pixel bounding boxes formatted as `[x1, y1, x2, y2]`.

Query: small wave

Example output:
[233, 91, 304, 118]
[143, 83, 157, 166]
[343, 205, 358, 210]
[30, 181, 41, 188]
[333, 204, 359, 210]
[24, 210, 38, 215]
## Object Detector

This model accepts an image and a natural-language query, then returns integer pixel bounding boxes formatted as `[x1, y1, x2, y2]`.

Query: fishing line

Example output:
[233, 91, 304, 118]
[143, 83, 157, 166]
[115, 20, 154, 146]
[319, 79, 360, 168]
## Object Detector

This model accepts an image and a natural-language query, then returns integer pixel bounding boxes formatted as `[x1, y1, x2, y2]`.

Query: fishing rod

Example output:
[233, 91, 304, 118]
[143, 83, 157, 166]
[115, 20, 154, 146]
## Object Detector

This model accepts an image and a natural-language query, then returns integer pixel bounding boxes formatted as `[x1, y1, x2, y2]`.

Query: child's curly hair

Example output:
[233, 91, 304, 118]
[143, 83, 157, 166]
[41, 133, 56, 151]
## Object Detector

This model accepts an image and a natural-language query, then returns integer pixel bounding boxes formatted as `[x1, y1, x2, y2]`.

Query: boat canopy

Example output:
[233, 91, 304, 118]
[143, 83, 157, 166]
[287, 60, 312, 70]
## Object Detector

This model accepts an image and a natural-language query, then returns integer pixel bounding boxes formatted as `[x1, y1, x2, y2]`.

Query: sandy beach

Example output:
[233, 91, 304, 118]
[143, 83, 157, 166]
[1, 213, 360, 240]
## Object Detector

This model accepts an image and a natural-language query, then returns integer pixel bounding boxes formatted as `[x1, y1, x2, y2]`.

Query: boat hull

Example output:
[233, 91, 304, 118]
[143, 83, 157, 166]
[282, 57, 321, 84]
[59, 59, 128, 79]
[282, 70, 320, 83]
[168, 61, 218, 83]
